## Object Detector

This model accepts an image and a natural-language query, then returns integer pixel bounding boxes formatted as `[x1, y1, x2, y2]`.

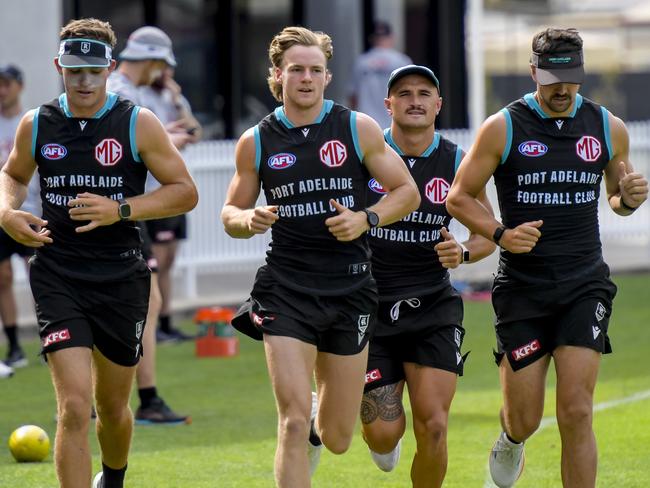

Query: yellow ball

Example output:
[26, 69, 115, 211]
[8, 425, 50, 462]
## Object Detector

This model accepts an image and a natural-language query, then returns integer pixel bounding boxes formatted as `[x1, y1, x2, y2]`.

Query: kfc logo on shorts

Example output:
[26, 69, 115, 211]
[576, 136, 601, 162]
[251, 312, 275, 329]
[511, 339, 541, 361]
[365, 368, 382, 384]
[95, 138, 123, 166]
[425, 177, 450, 204]
[319, 140, 347, 167]
[43, 329, 71, 348]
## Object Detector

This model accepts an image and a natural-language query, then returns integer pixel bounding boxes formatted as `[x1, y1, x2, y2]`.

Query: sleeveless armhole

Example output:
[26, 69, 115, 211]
[601, 106, 613, 161]
[31, 108, 40, 159]
[454, 146, 464, 174]
[350, 111, 364, 163]
[129, 106, 142, 162]
[253, 125, 261, 173]
[499, 108, 513, 165]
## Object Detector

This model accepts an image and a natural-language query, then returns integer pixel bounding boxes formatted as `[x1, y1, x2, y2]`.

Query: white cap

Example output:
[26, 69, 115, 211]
[119, 26, 176, 67]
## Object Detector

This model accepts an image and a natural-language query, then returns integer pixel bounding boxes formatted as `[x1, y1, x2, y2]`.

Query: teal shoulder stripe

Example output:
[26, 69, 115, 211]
[93, 92, 118, 119]
[58, 93, 73, 117]
[350, 112, 363, 162]
[31, 108, 40, 159]
[421, 132, 441, 157]
[384, 128, 403, 155]
[315, 100, 334, 123]
[601, 106, 613, 161]
[500, 108, 512, 165]
[454, 146, 464, 174]
[523, 93, 549, 119]
[254, 125, 262, 172]
[274, 106, 293, 128]
[129, 106, 142, 162]
[568, 94, 583, 118]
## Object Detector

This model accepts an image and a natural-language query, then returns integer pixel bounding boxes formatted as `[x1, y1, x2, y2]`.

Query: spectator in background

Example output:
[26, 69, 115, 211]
[0, 64, 40, 370]
[107, 26, 192, 425]
[139, 66, 202, 343]
[348, 20, 412, 129]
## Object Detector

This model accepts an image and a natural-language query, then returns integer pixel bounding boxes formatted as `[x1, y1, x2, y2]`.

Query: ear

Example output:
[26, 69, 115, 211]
[530, 65, 537, 83]
[325, 70, 332, 86]
[435, 96, 442, 116]
[384, 97, 392, 115]
[274, 66, 283, 84]
[54, 57, 63, 74]
[108, 59, 117, 73]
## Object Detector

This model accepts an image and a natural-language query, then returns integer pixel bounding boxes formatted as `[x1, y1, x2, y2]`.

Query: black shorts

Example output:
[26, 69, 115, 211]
[232, 265, 378, 355]
[138, 222, 158, 273]
[145, 215, 187, 243]
[492, 266, 617, 371]
[364, 287, 465, 393]
[0, 227, 33, 261]
[30, 256, 151, 367]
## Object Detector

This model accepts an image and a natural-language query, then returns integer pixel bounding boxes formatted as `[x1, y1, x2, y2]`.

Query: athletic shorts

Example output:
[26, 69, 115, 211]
[364, 287, 465, 393]
[145, 215, 187, 243]
[492, 266, 617, 371]
[138, 222, 158, 273]
[232, 265, 378, 355]
[30, 256, 151, 367]
[0, 227, 33, 261]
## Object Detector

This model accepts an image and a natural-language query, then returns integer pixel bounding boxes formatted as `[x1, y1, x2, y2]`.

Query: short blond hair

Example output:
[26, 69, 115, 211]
[267, 26, 333, 102]
[60, 18, 117, 48]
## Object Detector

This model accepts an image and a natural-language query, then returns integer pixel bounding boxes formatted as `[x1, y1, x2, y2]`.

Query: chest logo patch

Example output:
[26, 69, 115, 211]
[425, 177, 450, 204]
[267, 153, 296, 170]
[518, 140, 548, 158]
[41, 143, 67, 160]
[319, 139, 347, 167]
[576, 135, 601, 162]
[368, 178, 386, 194]
[95, 138, 123, 166]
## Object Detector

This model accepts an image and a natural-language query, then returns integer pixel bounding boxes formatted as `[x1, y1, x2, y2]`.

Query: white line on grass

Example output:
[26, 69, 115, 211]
[482, 389, 650, 488]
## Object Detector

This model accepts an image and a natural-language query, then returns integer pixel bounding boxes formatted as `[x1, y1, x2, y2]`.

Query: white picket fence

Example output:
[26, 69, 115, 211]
[12, 121, 650, 303]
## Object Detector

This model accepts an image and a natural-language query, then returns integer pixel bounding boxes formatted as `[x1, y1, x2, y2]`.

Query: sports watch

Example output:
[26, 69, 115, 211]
[117, 198, 131, 221]
[459, 244, 470, 264]
[363, 209, 380, 229]
[492, 226, 506, 245]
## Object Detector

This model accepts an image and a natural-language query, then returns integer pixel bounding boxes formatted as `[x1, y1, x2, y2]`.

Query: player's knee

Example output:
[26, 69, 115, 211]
[0, 265, 13, 288]
[363, 422, 404, 453]
[58, 395, 93, 431]
[557, 401, 592, 429]
[414, 413, 448, 446]
[95, 400, 131, 425]
[278, 413, 310, 442]
[321, 428, 353, 454]
[505, 411, 540, 440]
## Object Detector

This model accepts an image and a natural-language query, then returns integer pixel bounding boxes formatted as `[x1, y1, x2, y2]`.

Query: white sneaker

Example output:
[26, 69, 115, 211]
[489, 432, 525, 488]
[370, 438, 401, 472]
[0, 361, 14, 378]
[92, 471, 103, 488]
[307, 391, 322, 477]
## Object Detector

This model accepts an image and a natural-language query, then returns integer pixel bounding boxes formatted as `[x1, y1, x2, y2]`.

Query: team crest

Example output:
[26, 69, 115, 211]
[518, 140, 548, 157]
[81, 41, 91, 54]
[368, 178, 387, 194]
[319, 139, 347, 167]
[267, 153, 296, 169]
[424, 177, 450, 204]
[595, 302, 606, 322]
[576, 136, 601, 162]
[95, 138, 123, 166]
[41, 143, 67, 160]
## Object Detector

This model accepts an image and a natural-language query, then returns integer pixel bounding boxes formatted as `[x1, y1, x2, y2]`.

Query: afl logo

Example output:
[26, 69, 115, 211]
[41, 143, 67, 160]
[576, 136, 601, 162]
[319, 139, 347, 167]
[95, 138, 123, 166]
[368, 178, 386, 194]
[518, 141, 548, 157]
[425, 177, 450, 204]
[267, 153, 296, 170]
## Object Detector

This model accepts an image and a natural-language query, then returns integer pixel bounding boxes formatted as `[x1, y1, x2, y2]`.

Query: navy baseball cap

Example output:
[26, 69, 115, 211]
[531, 49, 584, 85]
[387, 65, 440, 95]
[58, 38, 113, 68]
[0, 64, 23, 83]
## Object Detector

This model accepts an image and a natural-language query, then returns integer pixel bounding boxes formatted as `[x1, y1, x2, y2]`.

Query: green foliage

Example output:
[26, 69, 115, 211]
[1, 274, 648, 487]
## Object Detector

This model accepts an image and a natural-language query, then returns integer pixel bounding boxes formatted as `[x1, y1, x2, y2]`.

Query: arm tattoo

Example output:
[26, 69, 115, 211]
[360, 383, 403, 424]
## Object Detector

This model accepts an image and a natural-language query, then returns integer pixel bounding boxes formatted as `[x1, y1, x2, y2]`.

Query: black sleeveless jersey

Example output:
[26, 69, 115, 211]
[256, 100, 371, 294]
[33, 93, 147, 280]
[495, 93, 611, 282]
[367, 129, 463, 299]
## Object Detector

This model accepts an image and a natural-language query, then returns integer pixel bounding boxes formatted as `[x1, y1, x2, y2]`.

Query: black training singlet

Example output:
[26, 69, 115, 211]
[33, 93, 147, 280]
[256, 100, 371, 294]
[495, 93, 611, 282]
[368, 129, 463, 299]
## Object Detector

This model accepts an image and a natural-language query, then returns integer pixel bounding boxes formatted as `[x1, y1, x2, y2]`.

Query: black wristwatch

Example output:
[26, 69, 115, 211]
[492, 226, 506, 245]
[117, 198, 131, 221]
[363, 209, 380, 229]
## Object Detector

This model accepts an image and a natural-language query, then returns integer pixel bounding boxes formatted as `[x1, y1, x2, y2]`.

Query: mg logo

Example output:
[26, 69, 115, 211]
[425, 177, 450, 204]
[576, 136, 601, 162]
[319, 139, 347, 167]
[81, 41, 91, 54]
[95, 138, 123, 166]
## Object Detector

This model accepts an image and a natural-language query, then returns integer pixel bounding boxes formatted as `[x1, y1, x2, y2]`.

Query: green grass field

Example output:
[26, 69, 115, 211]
[1, 273, 649, 487]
